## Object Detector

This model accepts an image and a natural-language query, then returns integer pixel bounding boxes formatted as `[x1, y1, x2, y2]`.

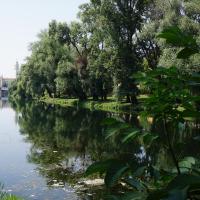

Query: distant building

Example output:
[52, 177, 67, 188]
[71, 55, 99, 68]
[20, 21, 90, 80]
[0, 76, 15, 98]
[15, 61, 20, 77]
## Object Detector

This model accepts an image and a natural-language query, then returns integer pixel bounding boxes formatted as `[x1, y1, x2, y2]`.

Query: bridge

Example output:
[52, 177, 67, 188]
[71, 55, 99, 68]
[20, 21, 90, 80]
[0, 76, 15, 98]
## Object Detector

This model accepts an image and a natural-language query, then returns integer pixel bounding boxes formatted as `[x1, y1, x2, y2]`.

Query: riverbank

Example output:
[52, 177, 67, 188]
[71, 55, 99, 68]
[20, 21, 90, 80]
[41, 97, 134, 113]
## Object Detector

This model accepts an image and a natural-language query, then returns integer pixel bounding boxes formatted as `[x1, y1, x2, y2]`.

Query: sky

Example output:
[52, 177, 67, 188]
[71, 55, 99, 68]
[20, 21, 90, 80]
[0, 0, 89, 78]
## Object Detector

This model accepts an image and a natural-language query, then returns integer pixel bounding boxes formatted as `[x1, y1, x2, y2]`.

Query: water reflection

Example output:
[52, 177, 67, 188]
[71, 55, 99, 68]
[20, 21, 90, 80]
[0, 98, 9, 108]
[0, 100, 79, 200]
[8, 100, 200, 199]
[11, 101, 142, 198]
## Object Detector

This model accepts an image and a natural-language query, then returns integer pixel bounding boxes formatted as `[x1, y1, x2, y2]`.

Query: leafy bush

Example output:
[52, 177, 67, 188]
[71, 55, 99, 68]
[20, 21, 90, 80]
[85, 27, 200, 200]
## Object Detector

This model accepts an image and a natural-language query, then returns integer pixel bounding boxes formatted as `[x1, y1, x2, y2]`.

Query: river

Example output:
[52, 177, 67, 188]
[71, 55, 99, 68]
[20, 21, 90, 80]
[0, 99, 199, 199]
[0, 100, 136, 199]
[0, 101, 80, 199]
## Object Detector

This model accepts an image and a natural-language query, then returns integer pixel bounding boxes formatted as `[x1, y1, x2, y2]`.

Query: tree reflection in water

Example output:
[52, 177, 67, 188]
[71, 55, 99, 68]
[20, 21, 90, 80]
[11, 102, 141, 197]
[11, 101, 200, 199]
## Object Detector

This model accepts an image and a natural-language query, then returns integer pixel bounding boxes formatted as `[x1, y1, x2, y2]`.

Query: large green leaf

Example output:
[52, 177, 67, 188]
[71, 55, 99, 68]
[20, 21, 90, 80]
[167, 174, 200, 190]
[86, 160, 130, 188]
[142, 133, 159, 148]
[85, 159, 115, 176]
[182, 110, 200, 118]
[105, 162, 129, 188]
[101, 118, 119, 126]
[105, 195, 120, 200]
[124, 177, 146, 191]
[106, 123, 130, 139]
[147, 190, 168, 200]
[157, 26, 199, 59]
[177, 47, 199, 59]
[132, 166, 147, 177]
[122, 130, 140, 143]
[164, 187, 188, 200]
[120, 192, 147, 200]
[179, 157, 196, 171]
[147, 187, 188, 200]
[157, 27, 196, 47]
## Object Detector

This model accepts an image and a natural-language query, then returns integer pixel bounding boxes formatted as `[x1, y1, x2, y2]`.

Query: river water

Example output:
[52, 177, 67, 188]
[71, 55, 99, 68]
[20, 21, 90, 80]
[0, 99, 199, 199]
[0, 100, 136, 199]
[0, 101, 80, 199]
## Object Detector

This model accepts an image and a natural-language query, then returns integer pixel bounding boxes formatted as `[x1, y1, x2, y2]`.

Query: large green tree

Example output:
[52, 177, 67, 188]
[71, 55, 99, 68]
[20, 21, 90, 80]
[80, 0, 148, 103]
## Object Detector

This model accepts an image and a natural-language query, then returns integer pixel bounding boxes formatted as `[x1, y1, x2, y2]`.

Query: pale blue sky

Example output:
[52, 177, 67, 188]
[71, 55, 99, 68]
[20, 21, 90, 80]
[0, 0, 89, 78]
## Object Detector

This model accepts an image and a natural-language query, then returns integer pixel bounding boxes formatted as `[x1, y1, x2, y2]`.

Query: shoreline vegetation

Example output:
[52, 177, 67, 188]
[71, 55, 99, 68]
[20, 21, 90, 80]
[40, 97, 134, 113]
[0, 187, 22, 200]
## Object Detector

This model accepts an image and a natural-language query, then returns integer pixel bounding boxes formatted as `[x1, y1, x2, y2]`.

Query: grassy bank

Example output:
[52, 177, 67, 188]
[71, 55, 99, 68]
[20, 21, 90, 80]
[41, 97, 133, 113]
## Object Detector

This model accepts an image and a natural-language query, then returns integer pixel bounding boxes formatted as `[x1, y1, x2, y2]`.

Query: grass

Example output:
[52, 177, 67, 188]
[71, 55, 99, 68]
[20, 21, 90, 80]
[2, 195, 23, 200]
[0, 190, 22, 200]
[41, 97, 134, 113]
[0, 187, 23, 200]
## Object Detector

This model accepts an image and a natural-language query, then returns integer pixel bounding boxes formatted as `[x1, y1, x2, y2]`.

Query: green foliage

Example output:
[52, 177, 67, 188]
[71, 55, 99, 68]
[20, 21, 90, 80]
[11, 0, 200, 103]
[135, 67, 200, 123]
[86, 160, 115, 176]
[11, 0, 152, 104]
[86, 159, 129, 188]
[105, 118, 158, 145]
[157, 26, 199, 58]
[0, 184, 23, 200]
[2, 195, 23, 200]
[85, 26, 200, 199]
[138, 0, 200, 72]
